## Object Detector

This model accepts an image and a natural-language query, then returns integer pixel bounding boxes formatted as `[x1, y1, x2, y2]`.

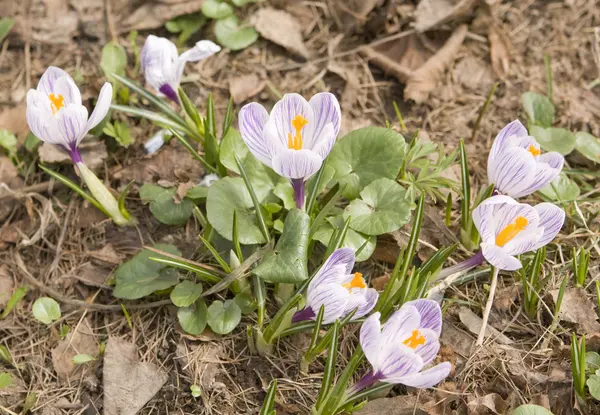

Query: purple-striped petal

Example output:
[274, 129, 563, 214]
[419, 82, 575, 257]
[392, 362, 451, 388]
[306, 283, 349, 324]
[481, 243, 522, 271]
[472, 195, 516, 243]
[309, 248, 355, 292]
[489, 147, 537, 197]
[141, 35, 180, 91]
[381, 304, 421, 345]
[176, 40, 221, 80]
[488, 120, 528, 166]
[360, 312, 382, 371]
[52, 75, 82, 106]
[412, 328, 441, 365]
[378, 344, 423, 380]
[239, 102, 272, 166]
[37, 67, 71, 95]
[269, 93, 314, 150]
[55, 104, 89, 148]
[513, 152, 564, 198]
[502, 228, 543, 256]
[345, 287, 378, 320]
[405, 299, 442, 336]
[85, 82, 113, 137]
[309, 123, 336, 160]
[272, 149, 322, 180]
[304, 92, 341, 150]
[532, 203, 565, 250]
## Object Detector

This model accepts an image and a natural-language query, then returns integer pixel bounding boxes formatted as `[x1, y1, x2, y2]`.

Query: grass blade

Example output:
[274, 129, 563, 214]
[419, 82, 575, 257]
[148, 257, 221, 284]
[316, 320, 339, 408]
[169, 128, 219, 174]
[199, 235, 232, 273]
[259, 379, 277, 415]
[112, 104, 193, 136]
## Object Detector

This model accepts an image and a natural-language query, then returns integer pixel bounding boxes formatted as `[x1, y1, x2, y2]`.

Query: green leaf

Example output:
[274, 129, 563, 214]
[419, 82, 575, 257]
[0, 18, 15, 43]
[521, 92, 555, 128]
[177, 299, 208, 335]
[202, 0, 234, 18]
[234, 290, 256, 314]
[343, 178, 412, 236]
[575, 131, 600, 163]
[23, 392, 37, 413]
[72, 354, 96, 365]
[0, 286, 28, 319]
[512, 404, 554, 415]
[328, 127, 407, 199]
[24, 132, 41, 152]
[170, 280, 203, 307]
[0, 372, 13, 389]
[214, 16, 258, 51]
[207, 299, 242, 334]
[207, 177, 268, 244]
[312, 216, 376, 262]
[530, 126, 576, 155]
[253, 209, 310, 283]
[273, 179, 295, 210]
[586, 352, 600, 373]
[185, 185, 209, 201]
[165, 13, 206, 46]
[589, 375, 600, 400]
[113, 244, 181, 299]
[139, 184, 194, 225]
[100, 41, 127, 83]
[537, 172, 580, 201]
[0, 345, 11, 365]
[103, 121, 133, 147]
[0, 129, 17, 155]
[32, 297, 61, 325]
[190, 384, 202, 398]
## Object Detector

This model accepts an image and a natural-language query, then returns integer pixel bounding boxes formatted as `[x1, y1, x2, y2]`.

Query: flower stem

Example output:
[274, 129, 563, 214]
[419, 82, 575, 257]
[292, 178, 305, 210]
[476, 267, 499, 346]
[435, 250, 485, 281]
[346, 371, 377, 396]
[291, 307, 315, 323]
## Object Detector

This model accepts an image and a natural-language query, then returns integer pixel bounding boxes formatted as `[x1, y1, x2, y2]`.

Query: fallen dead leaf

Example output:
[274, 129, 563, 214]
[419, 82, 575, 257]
[370, 274, 390, 291]
[494, 285, 519, 312]
[458, 307, 513, 345]
[254, 8, 309, 59]
[440, 320, 473, 357]
[467, 393, 508, 414]
[70, 263, 111, 287]
[414, 0, 478, 32]
[87, 244, 125, 265]
[550, 287, 600, 334]
[0, 157, 24, 222]
[51, 319, 98, 379]
[0, 103, 29, 140]
[327, 61, 360, 108]
[39, 139, 107, 170]
[229, 74, 266, 105]
[453, 57, 494, 91]
[356, 394, 429, 415]
[103, 337, 168, 415]
[330, 0, 382, 31]
[0, 265, 14, 308]
[176, 180, 196, 202]
[488, 23, 512, 78]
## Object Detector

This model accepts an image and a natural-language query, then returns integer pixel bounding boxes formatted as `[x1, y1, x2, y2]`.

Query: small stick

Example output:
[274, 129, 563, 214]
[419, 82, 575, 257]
[476, 267, 500, 346]
[471, 82, 498, 142]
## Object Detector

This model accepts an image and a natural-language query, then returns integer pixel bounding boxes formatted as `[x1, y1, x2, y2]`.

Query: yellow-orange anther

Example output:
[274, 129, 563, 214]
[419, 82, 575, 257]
[342, 272, 366, 291]
[528, 145, 541, 157]
[403, 329, 426, 349]
[495, 216, 528, 247]
[287, 115, 308, 150]
[49, 94, 65, 115]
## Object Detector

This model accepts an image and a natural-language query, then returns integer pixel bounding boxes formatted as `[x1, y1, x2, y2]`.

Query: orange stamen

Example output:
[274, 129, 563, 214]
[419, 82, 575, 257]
[287, 115, 308, 150]
[403, 329, 426, 349]
[528, 145, 541, 157]
[495, 216, 528, 247]
[49, 93, 65, 115]
[342, 272, 366, 291]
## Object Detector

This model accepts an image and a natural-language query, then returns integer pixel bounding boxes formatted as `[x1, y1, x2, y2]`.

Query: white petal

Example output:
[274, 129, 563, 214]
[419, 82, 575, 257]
[176, 40, 221, 80]
[55, 104, 89, 148]
[344, 287, 378, 320]
[37, 66, 71, 95]
[488, 120, 528, 168]
[532, 203, 565, 250]
[360, 312, 382, 371]
[491, 200, 539, 242]
[481, 243, 522, 271]
[378, 344, 423, 381]
[272, 149, 322, 180]
[53, 75, 82, 106]
[85, 82, 113, 137]
[405, 299, 443, 336]
[238, 102, 272, 166]
[306, 283, 349, 324]
[393, 362, 451, 388]
[141, 35, 180, 90]
[309, 248, 355, 291]
[381, 304, 421, 345]
[412, 328, 441, 366]
[309, 123, 336, 160]
[304, 92, 341, 149]
[512, 152, 564, 198]
[489, 147, 537, 196]
[269, 93, 314, 149]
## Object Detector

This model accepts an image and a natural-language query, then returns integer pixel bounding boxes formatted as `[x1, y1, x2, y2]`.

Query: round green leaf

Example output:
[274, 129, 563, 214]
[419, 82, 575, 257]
[537, 172, 580, 202]
[589, 375, 600, 400]
[234, 291, 257, 314]
[207, 177, 267, 244]
[586, 352, 600, 373]
[521, 92, 555, 128]
[170, 281, 203, 307]
[530, 126, 576, 155]
[32, 297, 61, 325]
[512, 404, 554, 415]
[101, 41, 127, 82]
[215, 16, 258, 51]
[207, 299, 242, 334]
[72, 354, 95, 365]
[177, 299, 208, 335]
[201, 0, 234, 19]
[312, 215, 376, 262]
[0, 372, 13, 389]
[190, 384, 202, 397]
[328, 127, 407, 199]
[343, 178, 412, 236]
[575, 131, 600, 163]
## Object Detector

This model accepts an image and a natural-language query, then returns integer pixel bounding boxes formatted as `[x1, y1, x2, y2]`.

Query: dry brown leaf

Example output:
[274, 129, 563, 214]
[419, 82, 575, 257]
[414, 0, 478, 32]
[453, 57, 494, 91]
[51, 319, 98, 379]
[458, 307, 513, 345]
[371, 274, 390, 291]
[70, 263, 111, 287]
[466, 393, 508, 414]
[488, 23, 512, 78]
[87, 244, 125, 265]
[229, 74, 266, 104]
[440, 320, 473, 357]
[38, 140, 107, 170]
[550, 287, 600, 334]
[0, 103, 29, 140]
[330, 0, 383, 31]
[103, 337, 168, 415]
[0, 265, 13, 308]
[0, 157, 24, 223]
[494, 285, 519, 312]
[254, 8, 309, 59]
[356, 395, 429, 415]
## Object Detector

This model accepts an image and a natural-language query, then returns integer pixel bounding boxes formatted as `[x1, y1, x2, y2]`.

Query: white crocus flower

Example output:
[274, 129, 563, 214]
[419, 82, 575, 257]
[141, 35, 221, 103]
[26, 66, 132, 226]
[488, 120, 564, 198]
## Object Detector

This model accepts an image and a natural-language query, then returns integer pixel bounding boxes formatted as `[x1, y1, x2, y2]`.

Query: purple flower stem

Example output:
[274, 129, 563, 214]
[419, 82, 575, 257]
[68, 145, 83, 164]
[291, 307, 315, 323]
[346, 371, 379, 396]
[159, 84, 180, 105]
[291, 178, 305, 210]
[435, 250, 485, 281]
